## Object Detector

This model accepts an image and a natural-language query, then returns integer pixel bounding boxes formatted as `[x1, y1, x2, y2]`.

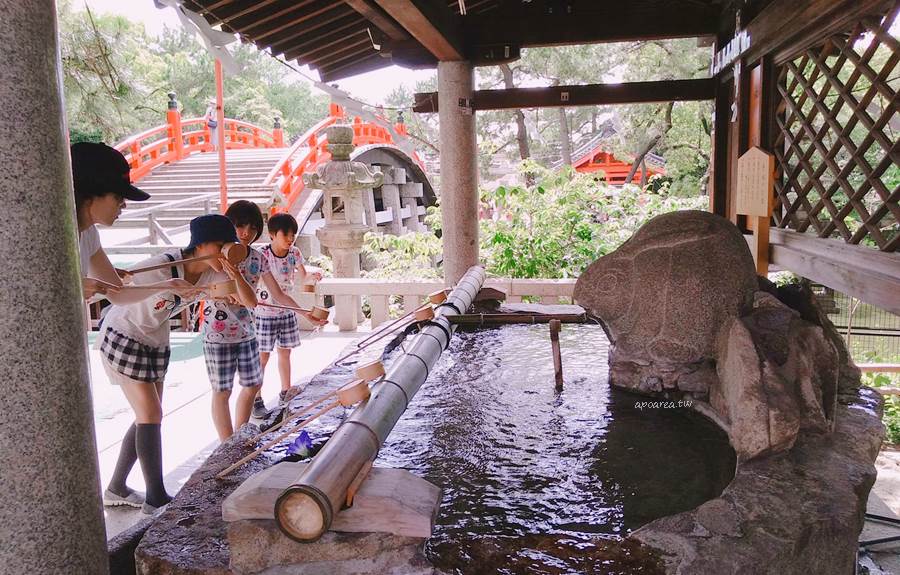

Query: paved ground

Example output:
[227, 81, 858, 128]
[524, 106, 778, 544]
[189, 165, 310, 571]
[93, 324, 368, 539]
[866, 447, 900, 574]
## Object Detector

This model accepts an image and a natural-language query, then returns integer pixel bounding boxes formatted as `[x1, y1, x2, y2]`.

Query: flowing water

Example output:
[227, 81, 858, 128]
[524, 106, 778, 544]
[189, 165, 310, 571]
[374, 323, 736, 575]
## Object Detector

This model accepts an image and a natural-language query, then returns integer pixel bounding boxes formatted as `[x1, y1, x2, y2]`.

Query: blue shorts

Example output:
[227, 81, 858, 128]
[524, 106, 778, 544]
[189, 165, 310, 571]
[203, 339, 263, 392]
[256, 313, 301, 352]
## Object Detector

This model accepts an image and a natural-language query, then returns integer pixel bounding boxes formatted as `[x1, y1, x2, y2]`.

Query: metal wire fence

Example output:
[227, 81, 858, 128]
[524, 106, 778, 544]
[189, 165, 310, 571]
[811, 284, 900, 361]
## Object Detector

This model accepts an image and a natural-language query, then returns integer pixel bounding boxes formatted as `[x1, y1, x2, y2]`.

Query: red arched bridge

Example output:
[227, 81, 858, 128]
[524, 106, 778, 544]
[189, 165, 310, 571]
[110, 97, 434, 249]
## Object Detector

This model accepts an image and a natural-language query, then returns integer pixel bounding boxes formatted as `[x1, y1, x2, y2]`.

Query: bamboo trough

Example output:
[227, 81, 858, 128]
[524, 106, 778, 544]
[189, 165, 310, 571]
[272, 266, 486, 542]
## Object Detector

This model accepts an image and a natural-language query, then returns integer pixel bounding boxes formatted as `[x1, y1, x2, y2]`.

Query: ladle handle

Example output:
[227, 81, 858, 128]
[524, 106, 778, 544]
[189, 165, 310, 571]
[333, 313, 423, 365]
[257, 302, 312, 314]
[246, 390, 337, 444]
[127, 253, 218, 275]
[218, 399, 341, 479]
[354, 302, 428, 348]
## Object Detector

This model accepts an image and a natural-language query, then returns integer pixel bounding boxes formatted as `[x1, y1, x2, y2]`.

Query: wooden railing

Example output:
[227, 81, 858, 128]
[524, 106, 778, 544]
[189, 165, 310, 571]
[305, 277, 577, 330]
[113, 93, 284, 182]
[264, 103, 422, 214]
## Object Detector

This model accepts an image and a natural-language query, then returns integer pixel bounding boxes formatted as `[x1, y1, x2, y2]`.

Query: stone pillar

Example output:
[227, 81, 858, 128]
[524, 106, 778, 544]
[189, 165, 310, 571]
[400, 182, 424, 232]
[0, 3, 109, 574]
[380, 183, 404, 235]
[437, 61, 479, 285]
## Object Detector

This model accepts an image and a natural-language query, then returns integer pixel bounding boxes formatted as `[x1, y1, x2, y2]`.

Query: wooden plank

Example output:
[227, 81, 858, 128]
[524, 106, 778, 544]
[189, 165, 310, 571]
[373, 0, 463, 60]
[859, 365, 900, 374]
[768, 228, 900, 315]
[222, 462, 442, 538]
[413, 78, 715, 113]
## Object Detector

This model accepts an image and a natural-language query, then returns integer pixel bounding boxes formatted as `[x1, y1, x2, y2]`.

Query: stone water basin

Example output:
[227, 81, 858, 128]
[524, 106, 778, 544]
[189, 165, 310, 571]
[376, 323, 736, 574]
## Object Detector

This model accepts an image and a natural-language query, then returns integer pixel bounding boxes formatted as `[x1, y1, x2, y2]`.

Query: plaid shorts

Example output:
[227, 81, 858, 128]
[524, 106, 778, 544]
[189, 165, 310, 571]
[203, 339, 263, 392]
[256, 312, 301, 352]
[100, 328, 170, 384]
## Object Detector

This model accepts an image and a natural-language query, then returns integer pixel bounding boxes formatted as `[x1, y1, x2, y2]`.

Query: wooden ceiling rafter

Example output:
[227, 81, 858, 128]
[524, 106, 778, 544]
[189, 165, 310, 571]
[231, 0, 324, 36]
[372, 0, 464, 60]
[260, 8, 359, 53]
[279, 21, 372, 61]
[186, 0, 725, 80]
[343, 0, 411, 41]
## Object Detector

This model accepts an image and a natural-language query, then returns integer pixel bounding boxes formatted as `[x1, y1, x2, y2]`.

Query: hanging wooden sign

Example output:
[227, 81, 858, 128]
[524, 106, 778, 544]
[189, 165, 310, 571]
[736, 146, 774, 217]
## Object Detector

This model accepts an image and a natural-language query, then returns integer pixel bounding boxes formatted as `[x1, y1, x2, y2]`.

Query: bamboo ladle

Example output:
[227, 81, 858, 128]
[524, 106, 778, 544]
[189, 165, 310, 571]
[332, 305, 436, 366]
[257, 302, 331, 321]
[125, 242, 249, 275]
[353, 289, 448, 350]
[218, 379, 371, 478]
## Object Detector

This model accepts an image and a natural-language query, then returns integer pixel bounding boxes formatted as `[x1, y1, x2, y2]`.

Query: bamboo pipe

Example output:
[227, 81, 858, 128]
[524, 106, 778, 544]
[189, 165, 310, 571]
[126, 242, 248, 275]
[219, 379, 371, 478]
[273, 265, 485, 542]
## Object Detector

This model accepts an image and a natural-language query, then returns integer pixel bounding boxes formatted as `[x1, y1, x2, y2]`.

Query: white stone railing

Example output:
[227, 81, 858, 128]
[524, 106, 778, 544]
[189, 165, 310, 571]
[307, 277, 577, 329]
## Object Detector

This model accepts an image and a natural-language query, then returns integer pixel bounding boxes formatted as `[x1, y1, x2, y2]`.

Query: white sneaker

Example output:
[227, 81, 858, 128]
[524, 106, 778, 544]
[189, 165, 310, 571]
[103, 488, 144, 509]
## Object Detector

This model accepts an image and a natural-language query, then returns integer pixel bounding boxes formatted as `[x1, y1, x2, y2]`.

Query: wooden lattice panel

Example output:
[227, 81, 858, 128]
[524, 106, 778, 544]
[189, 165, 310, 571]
[772, 7, 900, 251]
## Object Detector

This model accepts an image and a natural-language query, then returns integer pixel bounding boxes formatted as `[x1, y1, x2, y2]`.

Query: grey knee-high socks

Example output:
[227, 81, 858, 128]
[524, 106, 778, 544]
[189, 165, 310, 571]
[135, 423, 172, 507]
[107, 423, 138, 497]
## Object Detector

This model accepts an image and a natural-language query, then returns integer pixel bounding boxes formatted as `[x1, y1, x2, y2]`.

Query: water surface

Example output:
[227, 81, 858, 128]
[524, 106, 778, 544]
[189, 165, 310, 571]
[376, 324, 735, 574]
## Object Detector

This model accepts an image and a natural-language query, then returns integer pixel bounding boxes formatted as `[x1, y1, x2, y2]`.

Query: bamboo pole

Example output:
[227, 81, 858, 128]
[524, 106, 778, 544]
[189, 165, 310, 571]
[273, 265, 485, 542]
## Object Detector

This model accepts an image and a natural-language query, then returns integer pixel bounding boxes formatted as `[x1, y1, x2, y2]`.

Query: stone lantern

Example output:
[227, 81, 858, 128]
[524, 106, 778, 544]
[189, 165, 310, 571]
[304, 124, 383, 330]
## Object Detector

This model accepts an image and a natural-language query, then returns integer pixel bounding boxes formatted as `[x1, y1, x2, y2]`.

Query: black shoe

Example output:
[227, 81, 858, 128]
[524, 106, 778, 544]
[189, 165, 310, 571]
[251, 397, 268, 419]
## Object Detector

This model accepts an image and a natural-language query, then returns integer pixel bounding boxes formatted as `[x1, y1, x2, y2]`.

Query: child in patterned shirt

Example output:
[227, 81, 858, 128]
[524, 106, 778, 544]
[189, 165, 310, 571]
[204, 202, 323, 437]
[255, 213, 323, 412]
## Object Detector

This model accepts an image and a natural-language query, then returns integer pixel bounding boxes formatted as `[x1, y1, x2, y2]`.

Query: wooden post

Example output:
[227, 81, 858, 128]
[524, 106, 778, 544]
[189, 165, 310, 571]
[549, 319, 563, 391]
[167, 92, 184, 161]
[273, 117, 284, 147]
[215, 58, 228, 213]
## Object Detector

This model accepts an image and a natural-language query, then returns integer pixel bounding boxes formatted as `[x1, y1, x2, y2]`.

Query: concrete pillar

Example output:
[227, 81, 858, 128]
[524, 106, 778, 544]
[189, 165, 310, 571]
[438, 61, 479, 285]
[0, 3, 109, 574]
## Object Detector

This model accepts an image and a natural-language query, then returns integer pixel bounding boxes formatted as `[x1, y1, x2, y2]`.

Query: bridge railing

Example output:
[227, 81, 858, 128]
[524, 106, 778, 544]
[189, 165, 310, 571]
[264, 103, 420, 214]
[114, 92, 284, 182]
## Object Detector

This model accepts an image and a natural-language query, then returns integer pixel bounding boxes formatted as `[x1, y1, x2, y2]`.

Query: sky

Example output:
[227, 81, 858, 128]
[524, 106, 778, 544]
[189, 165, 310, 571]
[71, 0, 436, 106]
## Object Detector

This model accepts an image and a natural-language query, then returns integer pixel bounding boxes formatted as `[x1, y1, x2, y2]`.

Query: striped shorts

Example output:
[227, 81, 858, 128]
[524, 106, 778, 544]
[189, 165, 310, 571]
[255, 313, 301, 352]
[203, 338, 263, 392]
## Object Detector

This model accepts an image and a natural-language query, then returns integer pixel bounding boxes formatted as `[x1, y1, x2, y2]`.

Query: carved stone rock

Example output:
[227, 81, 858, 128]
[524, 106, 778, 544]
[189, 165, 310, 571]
[574, 210, 758, 396]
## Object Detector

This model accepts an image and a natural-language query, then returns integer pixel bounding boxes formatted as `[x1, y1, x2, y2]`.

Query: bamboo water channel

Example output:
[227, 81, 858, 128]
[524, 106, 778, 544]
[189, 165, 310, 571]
[273, 265, 488, 541]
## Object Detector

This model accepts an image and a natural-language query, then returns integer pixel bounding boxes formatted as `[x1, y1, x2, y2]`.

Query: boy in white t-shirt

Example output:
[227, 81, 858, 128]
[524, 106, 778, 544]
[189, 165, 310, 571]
[255, 213, 323, 412]
[203, 202, 318, 438]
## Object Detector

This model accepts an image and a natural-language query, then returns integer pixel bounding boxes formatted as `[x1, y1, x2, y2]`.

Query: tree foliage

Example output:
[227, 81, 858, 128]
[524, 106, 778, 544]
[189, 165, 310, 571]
[58, 1, 327, 145]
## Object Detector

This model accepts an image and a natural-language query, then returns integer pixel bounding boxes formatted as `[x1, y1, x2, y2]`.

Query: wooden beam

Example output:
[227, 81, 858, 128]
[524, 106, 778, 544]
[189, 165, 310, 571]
[742, 0, 896, 65]
[464, 1, 720, 48]
[372, 0, 463, 60]
[413, 78, 716, 113]
[768, 228, 900, 316]
[343, 0, 410, 40]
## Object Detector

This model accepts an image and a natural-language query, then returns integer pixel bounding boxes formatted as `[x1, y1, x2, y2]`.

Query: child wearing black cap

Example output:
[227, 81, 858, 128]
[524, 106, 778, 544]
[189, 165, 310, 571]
[71, 142, 158, 302]
[98, 214, 256, 513]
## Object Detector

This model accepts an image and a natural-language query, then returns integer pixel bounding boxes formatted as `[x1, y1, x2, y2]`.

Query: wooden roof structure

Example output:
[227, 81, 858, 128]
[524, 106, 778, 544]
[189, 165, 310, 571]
[181, 0, 899, 313]
[183, 0, 723, 81]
